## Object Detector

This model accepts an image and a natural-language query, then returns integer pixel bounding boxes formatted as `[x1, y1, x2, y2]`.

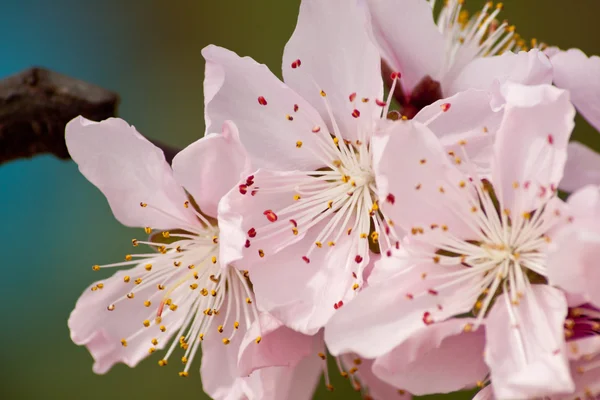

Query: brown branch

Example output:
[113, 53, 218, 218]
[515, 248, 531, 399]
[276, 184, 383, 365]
[0, 67, 180, 165]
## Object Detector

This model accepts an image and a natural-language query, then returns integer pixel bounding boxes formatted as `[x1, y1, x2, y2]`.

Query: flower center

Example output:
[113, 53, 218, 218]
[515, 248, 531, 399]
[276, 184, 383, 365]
[91, 201, 260, 377]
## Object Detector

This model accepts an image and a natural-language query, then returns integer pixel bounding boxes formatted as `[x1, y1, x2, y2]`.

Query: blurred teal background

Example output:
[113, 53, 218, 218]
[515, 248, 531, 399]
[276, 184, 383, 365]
[0, 1, 598, 399]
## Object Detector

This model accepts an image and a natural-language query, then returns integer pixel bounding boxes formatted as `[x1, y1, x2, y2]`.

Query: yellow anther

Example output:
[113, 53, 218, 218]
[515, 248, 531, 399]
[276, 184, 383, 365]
[143, 320, 150, 327]
[211, 256, 217, 264]
[107, 304, 115, 311]
[293, 194, 301, 201]
[199, 333, 204, 341]
[246, 297, 253, 304]
[140, 202, 147, 207]
[120, 339, 128, 347]
[92, 264, 100, 271]
[315, 241, 323, 248]
[332, 160, 342, 167]
[173, 261, 181, 267]
[145, 264, 152, 271]
[328, 241, 335, 247]
[522, 212, 531, 220]
[218, 325, 224, 333]
[234, 321, 240, 329]
[419, 159, 427, 164]
[145, 227, 152, 234]
[125, 254, 132, 261]
[158, 359, 168, 367]
[151, 338, 158, 345]
[296, 141, 303, 148]
[201, 288, 208, 296]
[327, 200, 333, 209]
[496, 2, 504, 9]
[184, 201, 189, 208]
[187, 264, 195, 269]
[433, 256, 440, 264]
[162, 231, 170, 238]
[181, 356, 188, 364]
[458, 139, 467, 146]
[333, 137, 339, 145]
[459, 181, 466, 188]
[131, 239, 139, 247]
[144, 300, 151, 307]
[179, 371, 189, 377]
[222, 338, 231, 345]
[169, 304, 178, 311]
[160, 325, 166, 332]
[190, 283, 198, 290]
[258, 249, 265, 258]
[318, 352, 326, 360]
[360, 233, 367, 239]
[320, 90, 327, 97]
[255, 336, 262, 344]
[341, 175, 350, 183]
[126, 292, 134, 299]
[292, 227, 299, 235]
[155, 316, 162, 324]
[352, 283, 359, 290]
[211, 290, 217, 297]
[212, 235, 219, 244]
[134, 278, 142, 285]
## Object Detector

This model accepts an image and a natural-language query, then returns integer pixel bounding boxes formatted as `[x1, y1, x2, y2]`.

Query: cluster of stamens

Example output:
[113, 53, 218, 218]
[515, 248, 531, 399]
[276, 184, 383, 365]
[91, 200, 260, 377]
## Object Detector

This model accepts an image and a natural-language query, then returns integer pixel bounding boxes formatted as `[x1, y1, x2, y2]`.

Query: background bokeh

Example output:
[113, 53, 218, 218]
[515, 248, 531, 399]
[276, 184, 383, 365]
[1, 1, 599, 399]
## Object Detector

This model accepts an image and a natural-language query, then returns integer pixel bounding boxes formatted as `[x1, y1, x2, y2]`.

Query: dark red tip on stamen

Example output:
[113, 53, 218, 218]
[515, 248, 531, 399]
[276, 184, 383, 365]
[352, 272, 357, 279]
[294, 104, 299, 112]
[244, 239, 251, 248]
[291, 59, 301, 68]
[406, 293, 414, 300]
[258, 96, 267, 106]
[375, 99, 386, 107]
[524, 181, 531, 190]
[246, 175, 255, 185]
[386, 193, 396, 205]
[264, 210, 278, 222]
[302, 256, 310, 264]
[441, 103, 451, 112]
[548, 134, 554, 145]
[422, 311, 434, 325]
[289, 219, 298, 228]
[352, 109, 360, 118]
[355, 255, 363, 263]
[251, 189, 257, 196]
[247, 228, 257, 238]
[390, 71, 401, 80]
[349, 92, 357, 102]
[428, 289, 438, 296]
[239, 184, 248, 195]
[386, 250, 392, 257]
[334, 300, 344, 310]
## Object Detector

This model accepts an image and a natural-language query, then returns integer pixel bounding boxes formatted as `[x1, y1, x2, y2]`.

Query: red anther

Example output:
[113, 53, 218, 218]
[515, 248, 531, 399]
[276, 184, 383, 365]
[422, 311, 434, 325]
[428, 289, 438, 296]
[251, 189, 257, 196]
[289, 219, 298, 228]
[337, 301, 344, 308]
[437, 304, 443, 311]
[245, 175, 255, 185]
[258, 96, 267, 106]
[375, 98, 387, 107]
[334, 303, 339, 310]
[239, 184, 248, 195]
[539, 186, 548, 198]
[263, 210, 278, 222]
[441, 103, 451, 112]
[385, 225, 390, 235]
[291, 59, 301, 68]
[524, 181, 531, 190]
[386, 193, 395, 205]
[547, 134, 554, 145]
[302, 256, 310, 264]
[312, 126, 321, 133]
[355, 255, 363, 263]
[294, 104, 299, 112]
[247, 228, 257, 238]
[395, 241, 400, 249]
[386, 250, 392, 257]
[390, 71, 401, 80]
[406, 293, 414, 300]
[352, 109, 361, 118]
[352, 272, 357, 279]
[349, 92, 357, 102]
[244, 239, 251, 248]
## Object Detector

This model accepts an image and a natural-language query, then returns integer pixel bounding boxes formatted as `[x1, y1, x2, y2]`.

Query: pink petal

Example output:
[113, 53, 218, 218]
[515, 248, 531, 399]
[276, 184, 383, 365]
[472, 385, 495, 400]
[366, 0, 444, 94]
[68, 265, 186, 374]
[551, 48, 600, 132]
[65, 116, 193, 229]
[492, 83, 575, 215]
[257, 355, 322, 400]
[561, 142, 600, 193]
[324, 262, 475, 358]
[448, 49, 553, 99]
[372, 318, 488, 395]
[414, 89, 502, 173]
[172, 120, 249, 218]
[372, 119, 475, 238]
[200, 297, 248, 398]
[548, 185, 600, 308]
[249, 221, 358, 335]
[238, 313, 315, 376]
[567, 336, 600, 362]
[282, 0, 383, 141]
[484, 285, 574, 398]
[202, 45, 326, 171]
[339, 355, 410, 400]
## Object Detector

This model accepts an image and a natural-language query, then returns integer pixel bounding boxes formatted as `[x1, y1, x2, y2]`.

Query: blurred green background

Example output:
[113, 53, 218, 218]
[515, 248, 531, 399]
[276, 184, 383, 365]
[1, 1, 599, 399]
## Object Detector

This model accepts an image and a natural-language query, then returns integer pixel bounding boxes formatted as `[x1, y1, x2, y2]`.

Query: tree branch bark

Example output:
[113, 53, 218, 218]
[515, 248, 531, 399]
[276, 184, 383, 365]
[0, 67, 180, 165]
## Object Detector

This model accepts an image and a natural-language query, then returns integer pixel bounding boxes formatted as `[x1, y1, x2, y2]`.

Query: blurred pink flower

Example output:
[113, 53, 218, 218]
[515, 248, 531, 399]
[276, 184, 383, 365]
[65, 117, 314, 399]
[325, 83, 578, 398]
[364, 0, 552, 104]
[205, 0, 501, 336]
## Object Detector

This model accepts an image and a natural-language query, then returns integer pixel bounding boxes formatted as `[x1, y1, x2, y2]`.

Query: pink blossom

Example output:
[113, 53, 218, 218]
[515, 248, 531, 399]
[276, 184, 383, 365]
[65, 117, 314, 399]
[206, 0, 500, 336]
[325, 83, 577, 398]
[364, 0, 552, 105]
[547, 48, 600, 192]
